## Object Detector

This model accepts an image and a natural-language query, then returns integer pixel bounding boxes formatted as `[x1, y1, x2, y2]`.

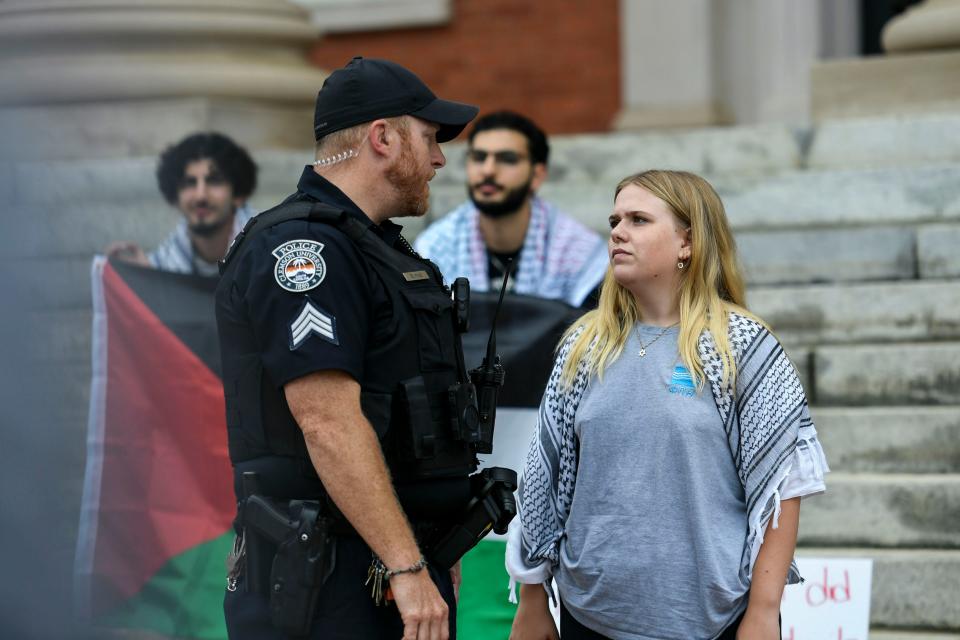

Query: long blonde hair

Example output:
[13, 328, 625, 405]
[560, 170, 760, 390]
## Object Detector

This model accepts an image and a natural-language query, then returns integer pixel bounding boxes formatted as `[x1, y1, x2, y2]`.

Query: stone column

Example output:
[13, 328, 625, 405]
[712, 0, 825, 126]
[883, 0, 960, 52]
[615, 0, 857, 129]
[812, 0, 960, 120]
[613, 0, 725, 130]
[0, 0, 328, 158]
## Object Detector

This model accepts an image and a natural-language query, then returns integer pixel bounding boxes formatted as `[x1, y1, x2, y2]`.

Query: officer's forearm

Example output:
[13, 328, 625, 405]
[305, 416, 422, 566]
[285, 371, 422, 569]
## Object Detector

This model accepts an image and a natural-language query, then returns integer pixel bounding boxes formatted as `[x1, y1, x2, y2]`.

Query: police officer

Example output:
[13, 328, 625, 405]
[216, 57, 489, 640]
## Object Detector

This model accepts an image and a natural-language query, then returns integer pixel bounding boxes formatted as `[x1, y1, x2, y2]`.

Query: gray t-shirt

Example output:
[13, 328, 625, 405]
[556, 323, 750, 640]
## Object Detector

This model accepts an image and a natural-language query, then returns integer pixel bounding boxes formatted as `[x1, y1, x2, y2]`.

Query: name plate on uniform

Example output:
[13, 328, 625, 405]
[403, 270, 430, 281]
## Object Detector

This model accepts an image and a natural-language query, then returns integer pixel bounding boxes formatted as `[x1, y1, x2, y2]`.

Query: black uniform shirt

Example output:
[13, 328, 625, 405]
[230, 166, 403, 389]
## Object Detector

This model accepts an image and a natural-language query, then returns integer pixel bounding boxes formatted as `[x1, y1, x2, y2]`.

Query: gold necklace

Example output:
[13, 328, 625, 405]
[636, 322, 678, 357]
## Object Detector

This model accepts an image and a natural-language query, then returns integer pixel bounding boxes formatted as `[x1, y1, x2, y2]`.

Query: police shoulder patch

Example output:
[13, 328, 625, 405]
[272, 239, 326, 292]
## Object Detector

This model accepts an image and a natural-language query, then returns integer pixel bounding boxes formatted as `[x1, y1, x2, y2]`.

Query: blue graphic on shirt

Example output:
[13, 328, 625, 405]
[668, 365, 696, 397]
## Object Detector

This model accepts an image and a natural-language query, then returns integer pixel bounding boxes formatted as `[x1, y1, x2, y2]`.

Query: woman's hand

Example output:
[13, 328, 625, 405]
[735, 606, 780, 640]
[509, 583, 559, 640]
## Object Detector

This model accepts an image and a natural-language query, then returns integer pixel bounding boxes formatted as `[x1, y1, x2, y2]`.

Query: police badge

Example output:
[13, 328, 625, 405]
[273, 239, 326, 292]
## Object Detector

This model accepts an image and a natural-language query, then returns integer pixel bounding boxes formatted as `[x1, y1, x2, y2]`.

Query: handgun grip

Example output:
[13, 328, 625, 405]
[244, 495, 297, 544]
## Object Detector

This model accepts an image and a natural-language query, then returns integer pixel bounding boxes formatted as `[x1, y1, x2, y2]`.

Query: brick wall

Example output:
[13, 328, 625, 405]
[309, 0, 621, 137]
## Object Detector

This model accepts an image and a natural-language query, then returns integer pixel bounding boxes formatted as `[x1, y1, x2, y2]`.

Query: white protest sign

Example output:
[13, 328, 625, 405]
[781, 557, 873, 640]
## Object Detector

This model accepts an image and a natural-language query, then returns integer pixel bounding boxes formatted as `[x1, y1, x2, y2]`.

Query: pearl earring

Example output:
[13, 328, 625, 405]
[677, 261, 685, 270]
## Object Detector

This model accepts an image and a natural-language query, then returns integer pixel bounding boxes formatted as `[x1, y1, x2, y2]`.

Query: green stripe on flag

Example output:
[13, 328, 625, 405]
[458, 539, 515, 639]
[97, 531, 233, 640]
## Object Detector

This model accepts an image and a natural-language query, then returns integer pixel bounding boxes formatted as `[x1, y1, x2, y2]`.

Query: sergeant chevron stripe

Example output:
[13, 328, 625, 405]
[289, 299, 338, 350]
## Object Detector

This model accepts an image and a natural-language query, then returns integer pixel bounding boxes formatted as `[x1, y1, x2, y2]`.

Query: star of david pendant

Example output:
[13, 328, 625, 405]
[638, 348, 647, 357]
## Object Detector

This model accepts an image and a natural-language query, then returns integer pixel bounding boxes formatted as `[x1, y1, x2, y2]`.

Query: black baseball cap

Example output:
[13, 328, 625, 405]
[313, 56, 479, 143]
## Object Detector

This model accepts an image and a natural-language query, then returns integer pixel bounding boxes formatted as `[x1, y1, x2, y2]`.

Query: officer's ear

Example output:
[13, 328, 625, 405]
[367, 119, 394, 158]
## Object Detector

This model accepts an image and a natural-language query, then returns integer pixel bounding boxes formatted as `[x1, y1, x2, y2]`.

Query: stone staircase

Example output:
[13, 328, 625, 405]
[11, 112, 959, 637]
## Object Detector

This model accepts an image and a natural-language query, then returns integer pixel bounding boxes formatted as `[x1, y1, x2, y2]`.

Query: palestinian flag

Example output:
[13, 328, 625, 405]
[75, 256, 578, 639]
[75, 257, 235, 638]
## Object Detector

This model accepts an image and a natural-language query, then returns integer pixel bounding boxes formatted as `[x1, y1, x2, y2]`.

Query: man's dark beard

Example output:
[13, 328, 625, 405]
[187, 205, 234, 237]
[468, 178, 533, 219]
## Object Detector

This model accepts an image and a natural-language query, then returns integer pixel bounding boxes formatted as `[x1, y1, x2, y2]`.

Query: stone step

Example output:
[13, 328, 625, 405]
[28, 193, 944, 290]
[8, 109, 960, 196]
[10, 145, 960, 228]
[749, 280, 960, 344]
[426, 163, 960, 237]
[814, 342, 960, 406]
[432, 122, 803, 188]
[798, 473, 960, 549]
[13, 156, 960, 288]
[812, 407, 960, 474]
[16, 111, 958, 211]
[679, 165, 960, 233]
[808, 113, 960, 171]
[795, 548, 960, 630]
[919, 224, 960, 278]
[0, 117, 815, 210]
[737, 225, 916, 285]
[438, 112, 960, 187]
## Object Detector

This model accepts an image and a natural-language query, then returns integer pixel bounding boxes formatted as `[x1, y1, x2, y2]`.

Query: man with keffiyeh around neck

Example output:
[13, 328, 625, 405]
[105, 132, 258, 276]
[414, 111, 608, 308]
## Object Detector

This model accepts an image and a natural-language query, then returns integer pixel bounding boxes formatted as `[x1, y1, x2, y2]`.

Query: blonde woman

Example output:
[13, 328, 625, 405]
[506, 170, 828, 640]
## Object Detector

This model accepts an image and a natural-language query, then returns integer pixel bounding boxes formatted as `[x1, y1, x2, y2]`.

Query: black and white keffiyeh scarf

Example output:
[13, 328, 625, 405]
[517, 312, 824, 584]
[148, 203, 256, 276]
[412, 197, 609, 307]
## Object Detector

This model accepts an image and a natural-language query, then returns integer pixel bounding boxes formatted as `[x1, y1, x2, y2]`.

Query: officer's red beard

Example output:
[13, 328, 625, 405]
[385, 135, 433, 218]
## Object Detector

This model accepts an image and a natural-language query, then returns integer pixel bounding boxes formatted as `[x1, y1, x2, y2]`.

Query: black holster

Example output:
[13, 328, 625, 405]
[268, 501, 331, 637]
[428, 466, 517, 570]
[239, 473, 334, 637]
